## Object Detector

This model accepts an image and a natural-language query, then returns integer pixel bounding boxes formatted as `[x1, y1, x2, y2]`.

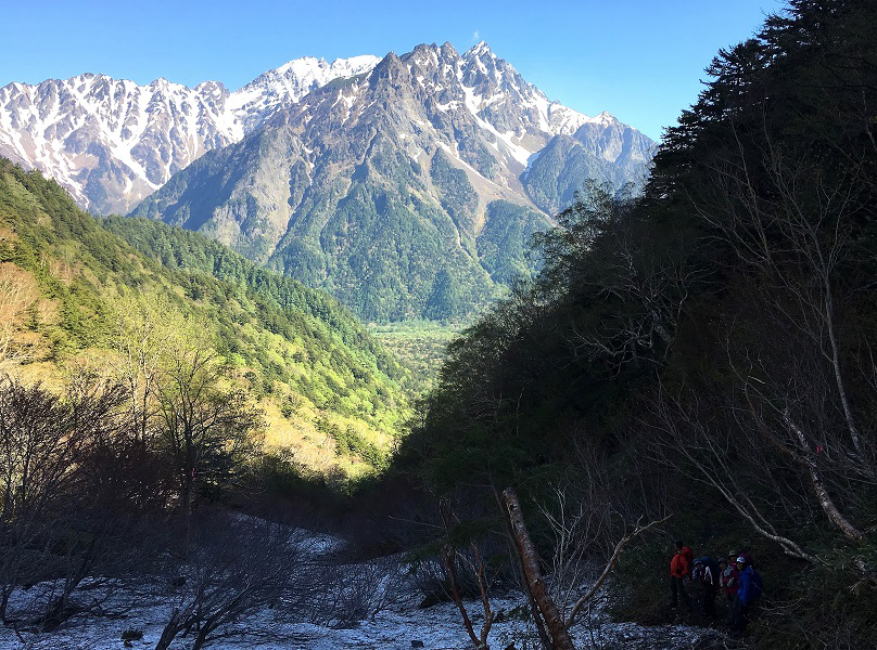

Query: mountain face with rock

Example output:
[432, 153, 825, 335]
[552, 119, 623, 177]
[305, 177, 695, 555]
[0, 56, 379, 214]
[131, 42, 656, 321]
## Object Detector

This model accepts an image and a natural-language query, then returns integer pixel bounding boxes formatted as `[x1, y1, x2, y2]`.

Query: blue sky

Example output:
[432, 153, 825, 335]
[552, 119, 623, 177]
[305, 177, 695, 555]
[1, 0, 781, 140]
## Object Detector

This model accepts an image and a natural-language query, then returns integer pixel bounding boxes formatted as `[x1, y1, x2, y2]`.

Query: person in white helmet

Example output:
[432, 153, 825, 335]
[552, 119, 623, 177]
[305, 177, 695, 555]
[729, 555, 762, 634]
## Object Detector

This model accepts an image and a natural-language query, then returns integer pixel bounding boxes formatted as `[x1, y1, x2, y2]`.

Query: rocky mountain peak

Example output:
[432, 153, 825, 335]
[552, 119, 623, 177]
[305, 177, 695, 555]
[1, 41, 656, 328]
[466, 40, 494, 56]
[439, 41, 458, 58]
[0, 54, 379, 214]
[129, 43, 655, 321]
[373, 51, 406, 75]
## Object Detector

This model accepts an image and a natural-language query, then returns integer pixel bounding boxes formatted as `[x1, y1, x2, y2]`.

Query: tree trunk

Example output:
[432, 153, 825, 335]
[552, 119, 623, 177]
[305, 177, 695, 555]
[0, 586, 10, 623]
[192, 627, 212, 650]
[181, 469, 194, 554]
[492, 485, 552, 649]
[502, 488, 575, 650]
[783, 410, 864, 541]
[441, 546, 484, 649]
[154, 610, 181, 650]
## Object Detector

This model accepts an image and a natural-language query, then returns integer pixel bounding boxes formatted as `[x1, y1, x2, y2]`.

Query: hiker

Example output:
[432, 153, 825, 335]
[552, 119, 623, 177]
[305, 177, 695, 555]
[669, 541, 693, 610]
[729, 555, 762, 635]
[720, 552, 740, 602]
[692, 556, 718, 618]
[717, 559, 729, 605]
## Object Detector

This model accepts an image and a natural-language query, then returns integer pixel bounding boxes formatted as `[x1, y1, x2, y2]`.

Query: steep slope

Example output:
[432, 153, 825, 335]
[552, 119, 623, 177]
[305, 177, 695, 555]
[400, 2, 877, 646]
[0, 158, 407, 477]
[522, 117, 656, 214]
[0, 56, 379, 215]
[132, 42, 655, 321]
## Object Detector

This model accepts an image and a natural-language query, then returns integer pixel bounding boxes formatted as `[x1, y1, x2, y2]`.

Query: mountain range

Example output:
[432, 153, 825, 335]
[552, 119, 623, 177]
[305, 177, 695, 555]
[1, 42, 656, 321]
[0, 55, 379, 214]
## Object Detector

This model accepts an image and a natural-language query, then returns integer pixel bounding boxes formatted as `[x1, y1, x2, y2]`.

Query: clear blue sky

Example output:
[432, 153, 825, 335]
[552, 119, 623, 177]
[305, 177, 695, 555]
[1, 0, 782, 141]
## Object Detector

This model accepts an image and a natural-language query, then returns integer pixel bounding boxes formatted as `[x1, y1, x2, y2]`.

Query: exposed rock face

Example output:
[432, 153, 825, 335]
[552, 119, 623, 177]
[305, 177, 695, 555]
[523, 118, 656, 215]
[0, 56, 379, 214]
[131, 42, 656, 321]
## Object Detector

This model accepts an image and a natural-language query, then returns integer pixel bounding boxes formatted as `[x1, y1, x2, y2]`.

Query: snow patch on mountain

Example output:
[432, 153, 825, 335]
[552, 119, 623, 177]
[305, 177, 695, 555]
[1, 41, 653, 224]
[0, 55, 379, 214]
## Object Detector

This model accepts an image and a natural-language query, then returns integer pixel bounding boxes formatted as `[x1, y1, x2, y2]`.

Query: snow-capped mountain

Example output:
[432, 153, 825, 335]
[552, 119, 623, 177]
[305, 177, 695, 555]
[131, 42, 656, 321]
[230, 55, 381, 133]
[0, 55, 379, 214]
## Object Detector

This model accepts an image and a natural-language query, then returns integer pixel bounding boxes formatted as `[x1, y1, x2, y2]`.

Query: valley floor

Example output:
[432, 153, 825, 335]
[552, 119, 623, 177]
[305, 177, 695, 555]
[0, 530, 724, 650]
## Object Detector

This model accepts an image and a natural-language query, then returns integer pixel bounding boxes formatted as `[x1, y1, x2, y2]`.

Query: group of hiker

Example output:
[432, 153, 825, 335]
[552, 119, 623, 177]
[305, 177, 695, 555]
[669, 541, 763, 634]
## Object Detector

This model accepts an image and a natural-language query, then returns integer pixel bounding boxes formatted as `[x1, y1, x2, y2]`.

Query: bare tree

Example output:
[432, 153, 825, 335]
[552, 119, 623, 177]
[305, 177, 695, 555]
[154, 514, 303, 650]
[153, 344, 261, 548]
[647, 381, 821, 562]
[503, 487, 667, 650]
[730, 344, 866, 542]
[437, 498, 495, 650]
[0, 376, 148, 625]
[695, 120, 876, 481]
[0, 378, 94, 621]
[569, 225, 697, 375]
[539, 489, 610, 626]
[306, 554, 404, 628]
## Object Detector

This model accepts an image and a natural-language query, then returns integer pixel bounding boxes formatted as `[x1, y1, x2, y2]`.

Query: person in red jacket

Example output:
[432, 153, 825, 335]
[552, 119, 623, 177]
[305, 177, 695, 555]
[670, 541, 693, 609]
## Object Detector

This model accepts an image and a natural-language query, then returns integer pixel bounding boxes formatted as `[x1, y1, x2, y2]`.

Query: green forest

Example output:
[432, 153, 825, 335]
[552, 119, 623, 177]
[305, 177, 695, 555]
[0, 0, 875, 647]
[390, 0, 877, 647]
[0, 158, 409, 480]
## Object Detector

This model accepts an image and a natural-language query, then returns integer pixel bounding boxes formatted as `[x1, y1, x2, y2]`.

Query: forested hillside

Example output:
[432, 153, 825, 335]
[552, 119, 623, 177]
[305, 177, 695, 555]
[2, 1, 876, 647]
[396, 1, 877, 646]
[129, 43, 654, 323]
[0, 158, 408, 478]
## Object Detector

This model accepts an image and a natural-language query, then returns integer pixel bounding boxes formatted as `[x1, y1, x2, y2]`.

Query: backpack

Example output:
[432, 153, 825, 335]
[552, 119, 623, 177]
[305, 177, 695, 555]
[696, 556, 719, 586]
[720, 565, 739, 589]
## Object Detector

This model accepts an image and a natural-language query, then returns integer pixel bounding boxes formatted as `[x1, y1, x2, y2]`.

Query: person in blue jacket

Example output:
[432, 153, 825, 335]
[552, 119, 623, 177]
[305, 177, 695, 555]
[729, 555, 762, 634]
